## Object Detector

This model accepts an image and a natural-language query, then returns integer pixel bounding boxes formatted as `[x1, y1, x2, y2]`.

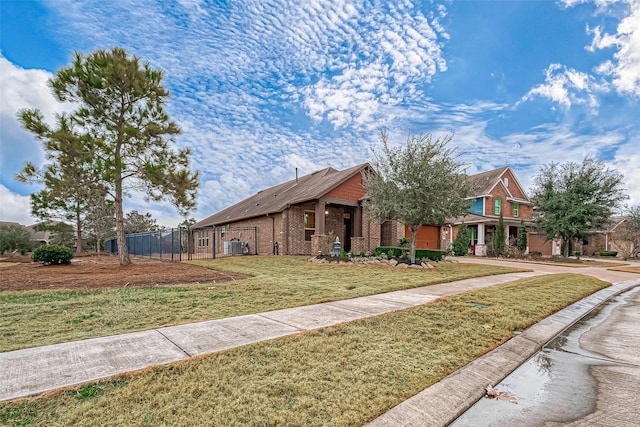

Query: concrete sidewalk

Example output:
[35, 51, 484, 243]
[1, 270, 538, 402]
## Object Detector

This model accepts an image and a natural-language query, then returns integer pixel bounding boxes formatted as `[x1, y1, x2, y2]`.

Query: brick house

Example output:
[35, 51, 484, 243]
[446, 166, 558, 256]
[191, 163, 382, 256]
[577, 216, 639, 258]
[193, 163, 561, 257]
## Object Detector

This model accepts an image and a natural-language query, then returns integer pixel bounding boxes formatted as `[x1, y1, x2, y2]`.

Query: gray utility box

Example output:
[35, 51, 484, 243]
[224, 240, 244, 255]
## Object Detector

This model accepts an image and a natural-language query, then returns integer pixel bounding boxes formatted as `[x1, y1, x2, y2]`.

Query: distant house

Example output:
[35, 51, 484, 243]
[191, 163, 382, 256]
[446, 166, 557, 256]
[0, 221, 52, 247]
[578, 216, 639, 257]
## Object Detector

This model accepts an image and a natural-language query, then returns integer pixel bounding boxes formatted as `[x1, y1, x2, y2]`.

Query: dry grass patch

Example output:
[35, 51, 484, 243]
[1, 273, 608, 427]
[1, 256, 524, 352]
[607, 265, 640, 274]
[493, 258, 628, 268]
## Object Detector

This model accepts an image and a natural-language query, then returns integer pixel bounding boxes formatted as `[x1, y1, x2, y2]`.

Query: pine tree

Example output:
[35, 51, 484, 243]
[516, 220, 528, 253]
[453, 223, 470, 256]
[18, 47, 199, 265]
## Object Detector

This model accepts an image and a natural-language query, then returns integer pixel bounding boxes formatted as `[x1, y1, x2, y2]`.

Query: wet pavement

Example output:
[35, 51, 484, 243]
[452, 285, 640, 427]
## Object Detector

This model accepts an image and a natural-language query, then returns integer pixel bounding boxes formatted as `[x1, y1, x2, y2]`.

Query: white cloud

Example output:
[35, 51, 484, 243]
[521, 64, 604, 108]
[298, 1, 449, 129]
[0, 55, 72, 205]
[10, 0, 634, 225]
[0, 185, 37, 225]
[591, 0, 640, 95]
[0, 55, 67, 124]
[563, 0, 640, 96]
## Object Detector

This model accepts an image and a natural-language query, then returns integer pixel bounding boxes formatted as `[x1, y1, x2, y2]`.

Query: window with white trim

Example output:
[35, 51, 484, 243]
[513, 202, 519, 217]
[494, 198, 501, 215]
[198, 229, 209, 247]
[304, 211, 315, 241]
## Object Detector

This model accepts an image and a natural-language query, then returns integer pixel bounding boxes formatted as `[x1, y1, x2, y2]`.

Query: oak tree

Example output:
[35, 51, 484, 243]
[363, 131, 471, 263]
[531, 158, 626, 257]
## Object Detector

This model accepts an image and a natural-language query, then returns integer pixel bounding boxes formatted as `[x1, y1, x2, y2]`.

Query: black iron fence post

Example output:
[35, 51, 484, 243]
[213, 226, 217, 259]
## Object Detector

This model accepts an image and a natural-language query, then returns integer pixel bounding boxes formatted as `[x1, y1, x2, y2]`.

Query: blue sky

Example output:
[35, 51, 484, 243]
[1, 0, 639, 227]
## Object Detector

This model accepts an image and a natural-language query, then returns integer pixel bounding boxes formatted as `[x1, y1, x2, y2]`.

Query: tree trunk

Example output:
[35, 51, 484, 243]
[563, 236, 572, 258]
[114, 196, 130, 264]
[114, 173, 131, 265]
[75, 205, 84, 254]
[409, 225, 420, 265]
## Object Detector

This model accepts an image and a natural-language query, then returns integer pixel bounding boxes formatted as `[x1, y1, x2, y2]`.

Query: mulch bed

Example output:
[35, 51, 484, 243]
[0, 253, 244, 292]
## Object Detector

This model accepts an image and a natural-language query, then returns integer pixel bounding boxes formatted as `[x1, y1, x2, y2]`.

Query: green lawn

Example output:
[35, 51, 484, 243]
[0, 256, 525, 352]
[1, 273, 609, 427]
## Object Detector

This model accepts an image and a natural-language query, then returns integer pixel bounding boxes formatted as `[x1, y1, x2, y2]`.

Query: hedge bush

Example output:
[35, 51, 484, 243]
[375, 246, 446, 261]
[597, 251, 618, 257]
[32, 244, 74, 265]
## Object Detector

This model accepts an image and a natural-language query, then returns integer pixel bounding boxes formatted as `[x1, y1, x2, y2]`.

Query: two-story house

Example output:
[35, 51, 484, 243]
[447, 167, 536, 256]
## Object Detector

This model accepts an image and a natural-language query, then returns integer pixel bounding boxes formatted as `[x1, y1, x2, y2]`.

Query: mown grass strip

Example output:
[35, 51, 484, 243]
[1, 273, 608, 427]
[607, 265, 640, 273]
[0, 256, 524, 352]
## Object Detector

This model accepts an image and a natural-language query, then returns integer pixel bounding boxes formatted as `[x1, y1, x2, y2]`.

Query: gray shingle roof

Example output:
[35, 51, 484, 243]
[193, 163, 371, 228]
[467, 166, 510, 195]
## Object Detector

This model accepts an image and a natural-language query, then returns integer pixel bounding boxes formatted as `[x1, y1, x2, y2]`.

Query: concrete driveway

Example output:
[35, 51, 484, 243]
[458, 256, 639, 284]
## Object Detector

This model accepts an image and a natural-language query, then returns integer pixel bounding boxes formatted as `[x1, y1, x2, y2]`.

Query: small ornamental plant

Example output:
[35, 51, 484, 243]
[32, 244, 74, 265]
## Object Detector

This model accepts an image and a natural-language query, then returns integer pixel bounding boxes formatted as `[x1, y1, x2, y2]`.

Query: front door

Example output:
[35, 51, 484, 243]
[343, 211, 353, 253]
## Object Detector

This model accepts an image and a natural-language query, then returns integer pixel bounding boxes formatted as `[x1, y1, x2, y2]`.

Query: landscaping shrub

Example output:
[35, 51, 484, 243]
[597, 251, 618, 257]
[452, 223, 470, 256]
[32, 244, 74, 265]
[375, 246, 446, 261]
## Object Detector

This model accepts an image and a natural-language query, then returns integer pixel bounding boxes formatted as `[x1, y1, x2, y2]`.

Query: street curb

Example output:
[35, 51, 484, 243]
[367, 278, 640, 427]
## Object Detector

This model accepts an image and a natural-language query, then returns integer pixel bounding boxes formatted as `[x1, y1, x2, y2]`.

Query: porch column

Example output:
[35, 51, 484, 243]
[477, 224, 485, 245]
[475, 223, 487, 256]
[504, 224, 510, 246]
[315, 200, 326, 235]
[354, 206, 362, 237]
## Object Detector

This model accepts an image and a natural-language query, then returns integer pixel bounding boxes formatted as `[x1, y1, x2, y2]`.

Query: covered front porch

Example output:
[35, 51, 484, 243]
[465, 220, 527, 256]
[307, 198, 380, 256]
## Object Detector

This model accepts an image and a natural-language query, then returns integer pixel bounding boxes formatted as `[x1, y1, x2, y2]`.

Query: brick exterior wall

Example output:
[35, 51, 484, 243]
[484, 171, 534, 221]
[324, 207, 346, 250]
[528, 233, 553, 255]
[361, 208, 381, 253]
[381, 220, 404, 246]
[287, 205, 312, 255]
[580, 233, 607, 256]
[214, 215, 277, 255]
[502, 170, 523, 198]
[485, 184, 508, 218]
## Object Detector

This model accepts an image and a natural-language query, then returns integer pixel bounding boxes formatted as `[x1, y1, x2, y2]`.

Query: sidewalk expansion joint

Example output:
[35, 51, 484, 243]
[154, 329, 193, 358]
[255, 314, 304, 331]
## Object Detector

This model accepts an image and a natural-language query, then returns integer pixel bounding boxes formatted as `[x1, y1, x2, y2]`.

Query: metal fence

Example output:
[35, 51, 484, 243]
[105, 226, 257, 261]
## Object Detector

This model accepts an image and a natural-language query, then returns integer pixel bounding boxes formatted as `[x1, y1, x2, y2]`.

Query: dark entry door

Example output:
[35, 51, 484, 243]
[343, 211, 353, 253]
